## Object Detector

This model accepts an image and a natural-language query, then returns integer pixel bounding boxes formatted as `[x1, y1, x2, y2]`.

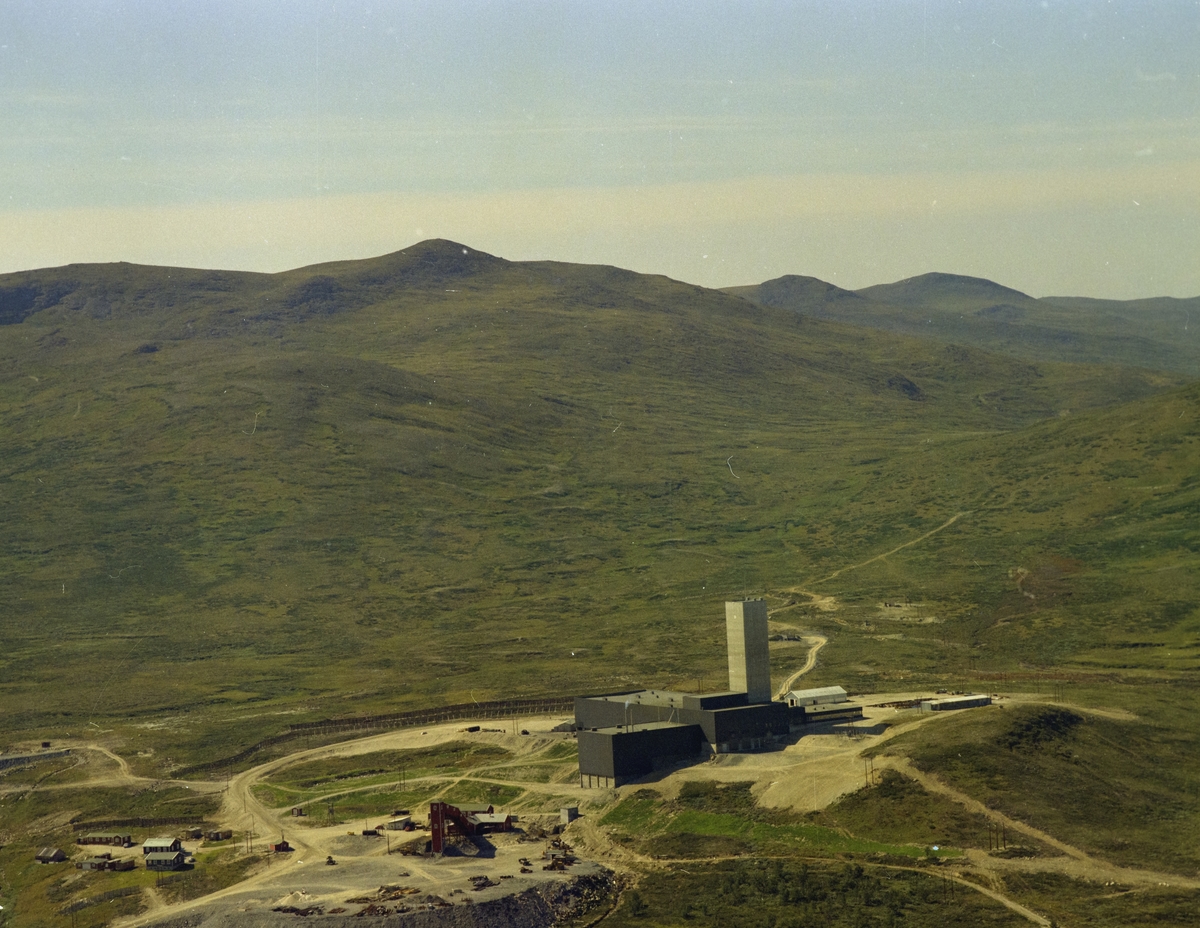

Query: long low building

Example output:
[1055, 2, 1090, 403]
[785, 685, 848, 707]
[78, 832, 132, 847]
[921, 694, 992, 711]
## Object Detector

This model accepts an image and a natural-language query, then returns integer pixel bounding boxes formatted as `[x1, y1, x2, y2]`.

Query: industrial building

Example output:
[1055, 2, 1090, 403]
[921, 694, 992, 711]
[575, 599, 839, 787]
[785, 685, 848, 708]
[429, 801, 513, 853]
[726, 599, 772, 703]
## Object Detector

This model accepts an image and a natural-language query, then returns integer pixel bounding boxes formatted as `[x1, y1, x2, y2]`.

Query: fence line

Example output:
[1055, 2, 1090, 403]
[71, 816, 200, 832]
[175, 696, 574, 778]
[59, 886, 141, 915]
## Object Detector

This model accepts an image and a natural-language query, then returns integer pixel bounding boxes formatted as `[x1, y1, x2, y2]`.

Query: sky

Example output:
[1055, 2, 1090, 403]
[2, 1, 1198, 298]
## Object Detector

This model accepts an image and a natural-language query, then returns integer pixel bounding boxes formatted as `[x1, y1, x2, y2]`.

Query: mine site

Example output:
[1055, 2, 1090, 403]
[5, 10, 1199, 924]
[8, 600, 1192, 928]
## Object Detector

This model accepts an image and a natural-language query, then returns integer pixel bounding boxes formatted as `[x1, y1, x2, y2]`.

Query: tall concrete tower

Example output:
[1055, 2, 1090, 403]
[726, 599, 771, 704]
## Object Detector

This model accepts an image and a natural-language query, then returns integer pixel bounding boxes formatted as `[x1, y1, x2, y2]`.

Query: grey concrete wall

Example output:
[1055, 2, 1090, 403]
[725, 599, 771, 703]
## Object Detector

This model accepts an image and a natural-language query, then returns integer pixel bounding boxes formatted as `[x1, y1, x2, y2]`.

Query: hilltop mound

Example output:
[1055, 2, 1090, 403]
[856, 272, 1035, 311]
[748, 274, 869, 312]
[287, 239, 510, 290]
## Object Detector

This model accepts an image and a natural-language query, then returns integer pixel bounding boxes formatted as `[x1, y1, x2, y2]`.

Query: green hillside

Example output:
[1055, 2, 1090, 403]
[730, 271, 1200, 377]
[0, 241, 1196, 770]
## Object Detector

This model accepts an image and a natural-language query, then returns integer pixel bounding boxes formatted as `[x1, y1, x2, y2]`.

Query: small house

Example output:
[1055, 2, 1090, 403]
[36, 847, 66, 864]
[205, 829, 233, 841]
[269, 838, 292, 853]
[145, 851, 186, 871]
[383, 816, 412, 831]
[142, 837, 182, 855]
[291, 806, 306, 817]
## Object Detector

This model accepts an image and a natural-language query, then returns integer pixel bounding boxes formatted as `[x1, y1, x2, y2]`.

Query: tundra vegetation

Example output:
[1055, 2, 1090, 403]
[1, 241, 1198, 924]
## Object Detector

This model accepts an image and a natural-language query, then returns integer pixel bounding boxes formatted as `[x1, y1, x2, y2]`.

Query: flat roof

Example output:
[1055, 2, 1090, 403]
[583, 689, 750, 708]
[590, 721, 697, 736]
[923, 694, 991, 706]
[788, 686, 847, 699]
[585, 690, 687, 708]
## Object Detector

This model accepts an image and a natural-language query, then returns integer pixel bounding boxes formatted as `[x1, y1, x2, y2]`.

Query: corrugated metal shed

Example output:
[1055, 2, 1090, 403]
[920, 694, 992, 712]
[785, 686, 848, 707]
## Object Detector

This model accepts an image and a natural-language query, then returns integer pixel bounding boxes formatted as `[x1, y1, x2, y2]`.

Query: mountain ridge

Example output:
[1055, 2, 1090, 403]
[0, 241, 1195, 767]
[731, 268, 1200, 376]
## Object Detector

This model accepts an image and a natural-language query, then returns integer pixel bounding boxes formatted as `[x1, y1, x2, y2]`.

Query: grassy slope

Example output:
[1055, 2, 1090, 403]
[0, 241, 1196, 769]
[873, 699, 1200, 878]
[730, 271, 1200, 377]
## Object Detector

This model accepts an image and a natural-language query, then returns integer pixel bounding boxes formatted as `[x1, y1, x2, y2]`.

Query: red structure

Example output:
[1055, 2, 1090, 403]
[429, 802, 511, 854]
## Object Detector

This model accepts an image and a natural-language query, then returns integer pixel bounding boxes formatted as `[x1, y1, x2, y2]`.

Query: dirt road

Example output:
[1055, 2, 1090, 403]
[107, 691, 1200, 928]
[116, 715, 589, 928]
[774, 635, 828, 698]
[0, 742, 225, 797]
[814, 511, 971, 585]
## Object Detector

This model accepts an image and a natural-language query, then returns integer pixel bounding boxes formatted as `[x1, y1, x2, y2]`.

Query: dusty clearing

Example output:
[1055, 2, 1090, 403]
[72, 654, 1188, 927]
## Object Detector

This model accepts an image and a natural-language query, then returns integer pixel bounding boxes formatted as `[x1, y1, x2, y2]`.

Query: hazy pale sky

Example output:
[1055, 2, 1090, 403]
[2, 1, 1197, 298]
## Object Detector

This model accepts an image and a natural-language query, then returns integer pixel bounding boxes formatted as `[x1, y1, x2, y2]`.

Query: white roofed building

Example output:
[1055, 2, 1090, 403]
[784, 685, 848, 708]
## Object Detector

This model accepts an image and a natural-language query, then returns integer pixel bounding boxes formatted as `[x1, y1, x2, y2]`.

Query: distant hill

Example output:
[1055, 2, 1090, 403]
[729, 271, 1200, 376]
[0, 240, 1196, 770]
[857, 272, 1036, 310]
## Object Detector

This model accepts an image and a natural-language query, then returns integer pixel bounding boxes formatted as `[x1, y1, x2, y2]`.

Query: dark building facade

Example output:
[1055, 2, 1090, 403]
[576, 722, 706, 787]
[573, 601, 856, 787]
[574, 689, 793, 786]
